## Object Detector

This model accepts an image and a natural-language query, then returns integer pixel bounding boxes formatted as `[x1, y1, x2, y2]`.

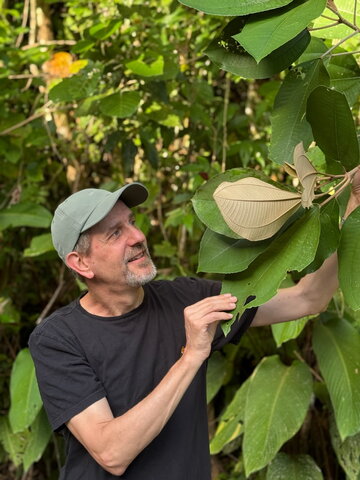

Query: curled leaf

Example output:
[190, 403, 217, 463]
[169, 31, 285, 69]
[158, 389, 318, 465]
[213, 177, 302, 241]
[293, 142, 318, 208]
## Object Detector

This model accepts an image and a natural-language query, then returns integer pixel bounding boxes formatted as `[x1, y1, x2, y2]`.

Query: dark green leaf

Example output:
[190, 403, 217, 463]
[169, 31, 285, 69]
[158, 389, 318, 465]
[198, 228, 269, 274]
[303, 199, 340, 273]
[313, 317, 360, 440]
[328, 52, 360, 107]
[49, 67, 102, 102]
[269, 59, 330, 164]
[99, 91, 141, 118]
[206, 351, 228, 403]
[205, 18, 310, 79]
[266, 452, 323, 479]
[339, 207, 360, 310]
[221, 207, 320, 334]
[307, 86, 359, 173]
[23, 408, 52, 472]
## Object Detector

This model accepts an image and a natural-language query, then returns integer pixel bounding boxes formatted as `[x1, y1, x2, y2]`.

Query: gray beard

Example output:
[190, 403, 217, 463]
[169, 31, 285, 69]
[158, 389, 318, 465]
[124, 257, 157, 287]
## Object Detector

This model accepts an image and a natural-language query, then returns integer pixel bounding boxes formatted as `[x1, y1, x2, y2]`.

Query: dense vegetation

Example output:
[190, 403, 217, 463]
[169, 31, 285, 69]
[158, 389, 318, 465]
[0, 0, 359, 478]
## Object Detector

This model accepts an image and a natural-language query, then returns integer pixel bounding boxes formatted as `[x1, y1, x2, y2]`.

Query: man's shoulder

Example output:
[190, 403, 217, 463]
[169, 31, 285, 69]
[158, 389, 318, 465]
[29, 298, 79, 341]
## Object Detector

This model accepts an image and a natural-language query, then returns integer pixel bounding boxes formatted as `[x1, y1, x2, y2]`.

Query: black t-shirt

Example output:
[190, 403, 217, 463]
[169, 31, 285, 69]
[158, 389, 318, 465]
[29, 277, 257, 480]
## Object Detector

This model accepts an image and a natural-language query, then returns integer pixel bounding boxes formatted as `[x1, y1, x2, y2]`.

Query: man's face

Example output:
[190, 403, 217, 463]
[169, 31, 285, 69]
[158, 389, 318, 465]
[83, 201, 156, 287]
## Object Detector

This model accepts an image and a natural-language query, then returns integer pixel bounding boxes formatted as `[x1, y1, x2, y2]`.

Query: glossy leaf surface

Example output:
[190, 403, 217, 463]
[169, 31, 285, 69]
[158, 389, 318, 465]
[178, 0, 293, 16]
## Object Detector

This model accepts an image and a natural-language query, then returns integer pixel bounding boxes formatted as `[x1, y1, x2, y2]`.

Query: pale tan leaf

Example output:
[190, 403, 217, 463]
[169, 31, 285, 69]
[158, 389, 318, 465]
[293, 142, 318, 208]
[284, 162, 297, 177]
[213, 177, 302, 241]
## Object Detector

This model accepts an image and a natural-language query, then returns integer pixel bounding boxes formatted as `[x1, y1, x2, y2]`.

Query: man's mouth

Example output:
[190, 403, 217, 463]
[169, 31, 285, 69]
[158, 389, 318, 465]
[127, 250, 146, 263]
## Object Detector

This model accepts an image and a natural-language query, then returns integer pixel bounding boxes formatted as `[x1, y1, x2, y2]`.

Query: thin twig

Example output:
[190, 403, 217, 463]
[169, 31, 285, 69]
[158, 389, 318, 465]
[36, 265, 66, 324]
[321, 30, 360, 58]
[0, 102, 54, 136]
[221, 75, 230, 173]
[293, 350, 324, 383]
[328, 2, 360, 31]
[331, 49, 360, 56]
[309, 22, 339, 31]
[321, 14, 339, 22]
[8, 74, 44, 79]
[355, 0, 358, 27]
[22, 39, 76, 50]
[15, 0, 30, 48]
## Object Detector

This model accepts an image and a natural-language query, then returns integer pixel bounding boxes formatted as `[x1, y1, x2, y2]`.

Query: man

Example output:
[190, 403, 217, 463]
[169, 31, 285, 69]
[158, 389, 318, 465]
[29, 175, 360, 480]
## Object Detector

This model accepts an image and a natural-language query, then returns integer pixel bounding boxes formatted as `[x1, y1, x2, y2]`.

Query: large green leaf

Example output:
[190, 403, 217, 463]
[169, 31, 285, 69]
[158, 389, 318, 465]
[0, 417, 29, 467]
[9, 349, 43, 433]
[23, 408, 52, 472]
[269, 59, 330, 164]
[206, 351, 228, 403]
[0, 203, 52, 231]
[338, 207, 360, 310]
[303, 199, 340, 274]
[205, 17, 310, 79]
[99, 91, 141, 118]
[221, 207, 320, 334]
[313, 317, 360, 440]
[210, 379, 249, 454]
[328, 52, 360, 107]
[330, 416, 360, 480]
[306, 86, 359, 173]
[192, 168, 287, 238]
[311, 1, 360, 39]
[178, 0, 293, 16]
[198, 228, 269, 274]
[233, 0, 326, 63]
[266, 452, 323, 479]
[23, 233, 55, 258]
[243, 356, 313, 475]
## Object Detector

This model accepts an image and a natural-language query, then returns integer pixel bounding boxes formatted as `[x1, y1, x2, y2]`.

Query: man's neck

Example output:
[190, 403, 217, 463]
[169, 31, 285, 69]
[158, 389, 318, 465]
[80, 285, 145, 317]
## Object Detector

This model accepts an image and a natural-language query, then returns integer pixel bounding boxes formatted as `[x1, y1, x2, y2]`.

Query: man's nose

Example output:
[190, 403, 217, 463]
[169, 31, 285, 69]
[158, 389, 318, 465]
[128, 224, 146, 245]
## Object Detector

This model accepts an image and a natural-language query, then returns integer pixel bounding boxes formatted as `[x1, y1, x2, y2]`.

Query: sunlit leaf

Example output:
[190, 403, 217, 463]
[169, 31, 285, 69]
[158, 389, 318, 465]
[99, 91, 141, 118]
[205, 17, 310, 79]
[0, 417, 28, 467]
[313, 317, 360, 440]
[213, 177, 301, 241]
[243, 356, 313, 475]
[23, 233, 55, 258]
[0, 203, 52, 231]
[338, 207, 360, 310]
[9, 349, 43, 433]
[271, 316, 310, 348]
[178, 0, 293, 16]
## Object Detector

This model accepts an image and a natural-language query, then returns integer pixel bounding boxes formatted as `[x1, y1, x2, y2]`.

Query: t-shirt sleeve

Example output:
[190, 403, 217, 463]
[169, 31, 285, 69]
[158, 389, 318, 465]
[211, 295, 258, 351]
[29, 327, 106, 432]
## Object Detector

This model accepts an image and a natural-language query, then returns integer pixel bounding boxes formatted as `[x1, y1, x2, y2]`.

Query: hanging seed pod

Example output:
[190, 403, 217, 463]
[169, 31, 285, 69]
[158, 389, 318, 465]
[293, 142, 318, 208]
[213, 177, 302, 241]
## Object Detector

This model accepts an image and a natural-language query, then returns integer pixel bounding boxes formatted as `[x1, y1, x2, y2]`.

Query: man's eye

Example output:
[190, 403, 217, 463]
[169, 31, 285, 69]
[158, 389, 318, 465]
[111, 229, 121, 237]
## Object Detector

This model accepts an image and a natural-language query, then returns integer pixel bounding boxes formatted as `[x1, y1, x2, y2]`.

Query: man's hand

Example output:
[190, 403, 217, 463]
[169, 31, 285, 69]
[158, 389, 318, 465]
[183, 294, 237, 363]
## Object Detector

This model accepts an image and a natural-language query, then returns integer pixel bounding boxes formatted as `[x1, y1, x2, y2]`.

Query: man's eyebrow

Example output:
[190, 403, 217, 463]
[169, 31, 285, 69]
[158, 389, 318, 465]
[104, 213, 135, 235]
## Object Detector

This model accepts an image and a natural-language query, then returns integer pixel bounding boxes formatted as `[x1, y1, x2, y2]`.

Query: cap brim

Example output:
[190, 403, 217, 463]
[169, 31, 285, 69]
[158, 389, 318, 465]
[81, 182, 148, 233]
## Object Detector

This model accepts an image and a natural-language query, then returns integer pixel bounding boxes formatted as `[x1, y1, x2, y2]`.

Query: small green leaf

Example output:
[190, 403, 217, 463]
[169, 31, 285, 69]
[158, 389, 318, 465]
[266, 452, 323, 479]
[221, 207, 320, 334]
[178, 0, 293, 16]
[49, 67, 102, 102]
[126, 55, 164, 77]
[23, 408, 52, 472]
[233, 0, 326, 63]
[339, 207, 360, 310]
[269, 59, 330, 164]
[243, 356, 313, 475]
[271, 317, 310, 348]
[0, 203, 52, 231]
[307, 86, 359, 173]
[210, 418, 242, 454]
[0, 417, 29, 467]
[205, 17, 310, 79]
[9, 349, 43, 433]
[99, 91, 141, 118]
[206, 351, 228, 403]
[198, 228, 269, 274]
[313, 317, 360, 440]
[23, 233, 55, 257]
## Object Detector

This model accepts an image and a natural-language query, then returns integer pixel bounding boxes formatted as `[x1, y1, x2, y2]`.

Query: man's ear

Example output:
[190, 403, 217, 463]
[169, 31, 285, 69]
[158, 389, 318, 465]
[66, 252, 94, 279]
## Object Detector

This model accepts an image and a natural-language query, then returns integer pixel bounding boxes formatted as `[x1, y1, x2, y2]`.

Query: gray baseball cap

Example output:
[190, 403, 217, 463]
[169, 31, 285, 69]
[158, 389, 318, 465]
[51, 182, 148, 262]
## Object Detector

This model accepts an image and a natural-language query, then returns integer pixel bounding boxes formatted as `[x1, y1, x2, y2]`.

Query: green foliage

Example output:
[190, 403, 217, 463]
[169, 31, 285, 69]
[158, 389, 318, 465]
[1, 0, 359, 478]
